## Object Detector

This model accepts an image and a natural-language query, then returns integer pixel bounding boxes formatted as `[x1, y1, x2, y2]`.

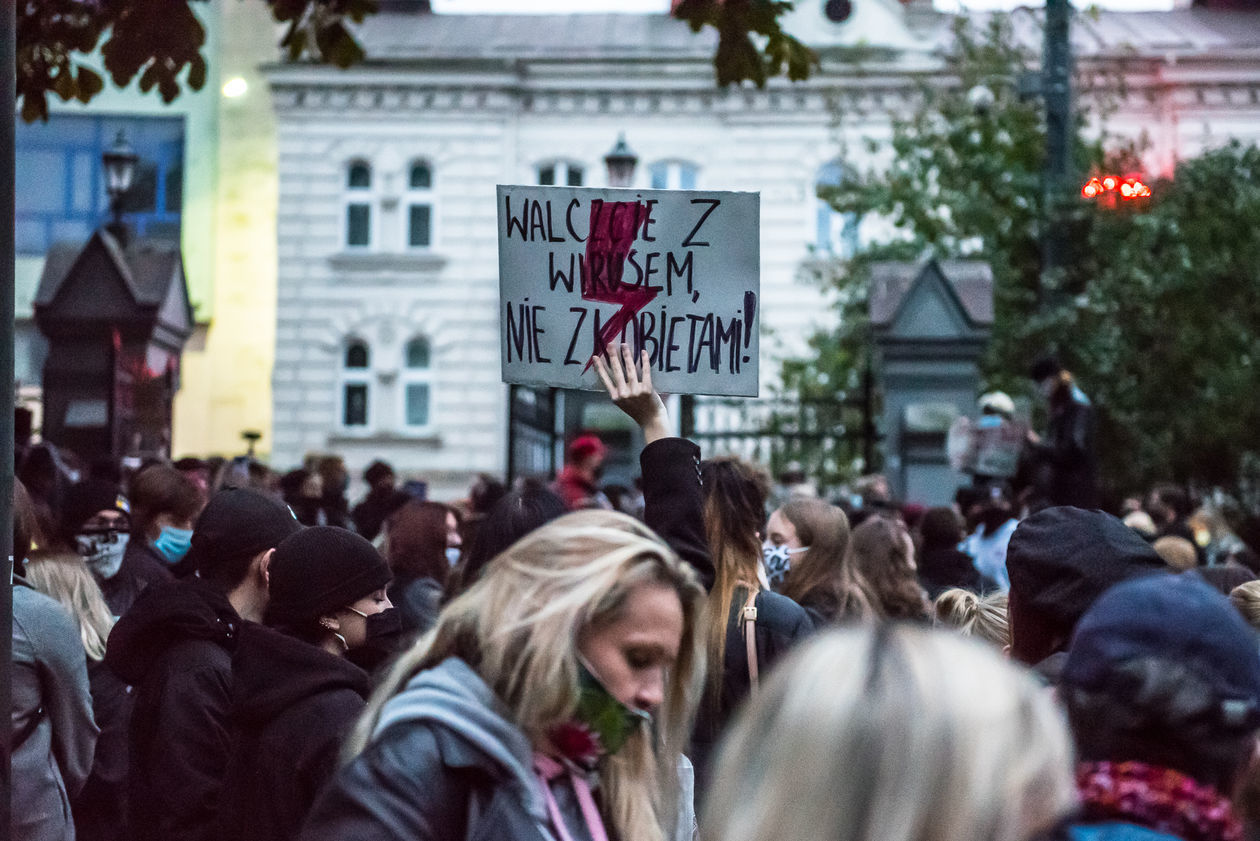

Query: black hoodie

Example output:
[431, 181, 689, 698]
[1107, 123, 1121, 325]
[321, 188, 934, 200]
[104, 578, 240, 841]
[219, 622, 371, 841]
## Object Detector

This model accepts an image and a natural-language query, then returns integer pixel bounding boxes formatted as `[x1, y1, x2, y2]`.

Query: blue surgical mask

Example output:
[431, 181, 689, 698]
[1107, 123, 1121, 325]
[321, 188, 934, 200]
[445, 547, 461, 567]
[153, 526, 194, 564]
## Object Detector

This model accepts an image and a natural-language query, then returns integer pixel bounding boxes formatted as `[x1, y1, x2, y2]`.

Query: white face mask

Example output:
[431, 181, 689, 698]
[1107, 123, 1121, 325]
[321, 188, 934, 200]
[76, 531, 130, 580]
[761, 541, 808, 588]
[445, 547, 461, 567]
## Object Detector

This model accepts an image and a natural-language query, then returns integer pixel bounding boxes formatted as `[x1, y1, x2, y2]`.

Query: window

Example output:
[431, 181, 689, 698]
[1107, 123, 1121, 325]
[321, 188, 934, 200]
[345, 160, 372, 248]
[402, 337, 432, 429]
[406, 160, 434, 248]
[815, 161, 859, 257]
[341, 340, 371, 428]
[14, 114, 184, 254]
[649, 161, 699, 190]
[537, 161, 584, 187]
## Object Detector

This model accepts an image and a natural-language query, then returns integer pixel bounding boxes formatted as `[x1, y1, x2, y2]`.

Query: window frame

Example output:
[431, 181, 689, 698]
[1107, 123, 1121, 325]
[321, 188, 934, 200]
[400, 336, 434, 432]
[404, 159, 436, 250]
[339, 338, 372, 430]
[344, 159, 375, 250]
[815, 160, 860, 258]
[536, 160, 585, 187]
[649, 160, 700, 191]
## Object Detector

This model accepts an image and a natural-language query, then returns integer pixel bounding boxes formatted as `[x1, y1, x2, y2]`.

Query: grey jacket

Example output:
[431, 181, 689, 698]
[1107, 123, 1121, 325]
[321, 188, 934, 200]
[12, 583, 99, 841]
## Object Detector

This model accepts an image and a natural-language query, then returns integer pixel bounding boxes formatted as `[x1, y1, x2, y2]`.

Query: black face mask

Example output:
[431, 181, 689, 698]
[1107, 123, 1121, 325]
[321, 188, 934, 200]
[346, 608, 405, 674]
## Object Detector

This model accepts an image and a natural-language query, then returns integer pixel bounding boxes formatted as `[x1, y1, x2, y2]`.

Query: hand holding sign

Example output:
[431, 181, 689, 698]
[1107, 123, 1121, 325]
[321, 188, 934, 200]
[594, 343, 671, 446]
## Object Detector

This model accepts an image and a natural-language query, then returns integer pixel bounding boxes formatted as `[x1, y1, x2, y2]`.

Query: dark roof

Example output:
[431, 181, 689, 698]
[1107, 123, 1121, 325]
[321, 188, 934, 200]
[869, 259, 994, 327]
[36, 230, 183, 310]
[356, 12, 715, 62]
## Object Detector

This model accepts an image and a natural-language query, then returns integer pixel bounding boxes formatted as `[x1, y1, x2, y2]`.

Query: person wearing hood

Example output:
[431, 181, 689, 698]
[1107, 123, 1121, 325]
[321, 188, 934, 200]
[104, 488, 300, 841]
[302, 348, 707, 841]
[219, 527, 393, 841]
[1005, 506, 1167, 676]
[1061, 574, 1260, 841]
[126, 465, 205, 580]
[60, 478, 166, 619]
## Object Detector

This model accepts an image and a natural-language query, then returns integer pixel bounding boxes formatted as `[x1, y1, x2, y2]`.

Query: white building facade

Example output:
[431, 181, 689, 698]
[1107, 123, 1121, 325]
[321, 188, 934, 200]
[265, 1, 1260, 498]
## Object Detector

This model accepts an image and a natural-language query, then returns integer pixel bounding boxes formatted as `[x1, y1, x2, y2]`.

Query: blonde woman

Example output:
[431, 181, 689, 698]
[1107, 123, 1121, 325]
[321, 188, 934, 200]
[703, 626, 1077, 841]
[302, 347, 708, 841]
[934, 588, 1010, 649]
[25, 550, 130, 841]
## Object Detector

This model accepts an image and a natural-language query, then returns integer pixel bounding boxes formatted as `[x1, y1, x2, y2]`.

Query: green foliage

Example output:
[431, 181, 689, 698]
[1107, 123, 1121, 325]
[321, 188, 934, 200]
[17, 0, 809, 121]
[795, 13, 1260, 499]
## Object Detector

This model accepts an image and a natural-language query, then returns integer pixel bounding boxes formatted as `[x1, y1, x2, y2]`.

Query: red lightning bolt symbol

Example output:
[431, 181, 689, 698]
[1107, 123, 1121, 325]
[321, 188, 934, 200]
[581, 199, 658, 373]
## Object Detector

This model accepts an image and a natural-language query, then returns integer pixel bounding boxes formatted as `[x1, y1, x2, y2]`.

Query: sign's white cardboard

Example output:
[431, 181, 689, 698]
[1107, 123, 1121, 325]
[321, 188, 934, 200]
[497, 184, 760, 397]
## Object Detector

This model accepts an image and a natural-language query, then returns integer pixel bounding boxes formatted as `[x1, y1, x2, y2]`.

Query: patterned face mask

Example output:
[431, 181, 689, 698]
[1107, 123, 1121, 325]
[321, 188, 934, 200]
[76, 531, 130, 580]
[762, 542, 808, 588]
[548, 660, 652, 769]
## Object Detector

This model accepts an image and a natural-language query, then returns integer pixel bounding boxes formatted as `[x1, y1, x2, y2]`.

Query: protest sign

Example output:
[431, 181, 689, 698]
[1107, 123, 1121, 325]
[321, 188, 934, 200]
[497, 184, 760, 397]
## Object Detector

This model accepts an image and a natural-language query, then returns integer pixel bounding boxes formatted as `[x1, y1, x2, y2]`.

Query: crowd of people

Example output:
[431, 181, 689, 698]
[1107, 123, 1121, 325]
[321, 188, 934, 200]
[12, 343, 1260, 841]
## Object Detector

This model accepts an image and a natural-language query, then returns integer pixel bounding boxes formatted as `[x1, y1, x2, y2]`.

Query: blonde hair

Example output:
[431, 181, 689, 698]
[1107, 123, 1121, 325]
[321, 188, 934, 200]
[934, 589, 1010, 649]
[1230, 581, 1260, 631]
[1153, 536, 1198, 571]
[703, 627, 1076, 841]
[348, 509, 705, 841]
[25, 550, 116, 661]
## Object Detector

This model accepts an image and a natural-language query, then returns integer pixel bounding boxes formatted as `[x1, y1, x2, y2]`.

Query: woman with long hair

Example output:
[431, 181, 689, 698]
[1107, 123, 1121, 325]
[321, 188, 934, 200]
[703, 626, 1076, 841]
[848, 516, 930, 621]
[302, 346, 709, 841]
[771, 498, 875, 626]
[25, 550, 130, 841]
[445, 483, 568, 600]
[384, 500, 461, 635]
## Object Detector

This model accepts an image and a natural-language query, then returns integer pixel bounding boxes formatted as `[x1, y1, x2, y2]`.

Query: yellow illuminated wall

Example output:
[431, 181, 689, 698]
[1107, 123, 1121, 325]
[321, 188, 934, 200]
[171, 0, 278, 460]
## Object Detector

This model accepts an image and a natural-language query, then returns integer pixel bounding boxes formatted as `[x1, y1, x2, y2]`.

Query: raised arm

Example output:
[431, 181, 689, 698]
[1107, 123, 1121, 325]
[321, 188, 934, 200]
[594, 344, 714, 590]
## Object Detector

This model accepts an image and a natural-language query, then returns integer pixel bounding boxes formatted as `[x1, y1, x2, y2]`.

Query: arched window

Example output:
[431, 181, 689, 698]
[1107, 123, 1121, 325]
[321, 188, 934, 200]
[345, 160, 373, 248]
[402, 337, 432, 429]
[341, 339, 371, 428]
[537, 161, 584, 187]
[650, 160, 699, 190]
[406, 160, 434, 248]
[815, 161, 859, 257]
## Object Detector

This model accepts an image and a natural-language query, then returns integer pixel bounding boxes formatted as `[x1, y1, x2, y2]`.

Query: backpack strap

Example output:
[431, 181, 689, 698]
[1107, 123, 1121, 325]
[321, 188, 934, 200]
[740, 588, 760, 694]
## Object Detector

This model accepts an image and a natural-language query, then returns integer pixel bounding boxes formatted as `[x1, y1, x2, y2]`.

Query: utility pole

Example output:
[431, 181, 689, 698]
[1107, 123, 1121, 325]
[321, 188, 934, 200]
[2, 1, 17, 837]
[1041, 0, 1073, 312]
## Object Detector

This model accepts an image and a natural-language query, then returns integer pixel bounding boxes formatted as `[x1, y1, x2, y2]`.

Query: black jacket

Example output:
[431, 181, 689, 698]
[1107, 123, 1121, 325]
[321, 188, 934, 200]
[219, 623, 370, 841]
[1035, 384, 1099, 509]
[639, 438, 813, 789]
[73, 660, 133, 841]
[104, 579, 240, 841]
[917, 546, 985, 599]
[101, 540, 172, 619]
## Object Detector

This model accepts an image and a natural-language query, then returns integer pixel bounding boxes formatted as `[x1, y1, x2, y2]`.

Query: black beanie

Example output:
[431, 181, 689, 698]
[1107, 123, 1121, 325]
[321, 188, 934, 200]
[185, 488, 301, 577]
[61, 479, 130, 540]
[268, 526, 391, 624]
[1006, 506, 1167, 630]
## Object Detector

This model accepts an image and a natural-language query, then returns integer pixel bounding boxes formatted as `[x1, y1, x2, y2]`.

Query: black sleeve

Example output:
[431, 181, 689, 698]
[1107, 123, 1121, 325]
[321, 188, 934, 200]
[639, 437, 714, 591]
[300, 724, 468, 841]
[150, 665, 233, 841]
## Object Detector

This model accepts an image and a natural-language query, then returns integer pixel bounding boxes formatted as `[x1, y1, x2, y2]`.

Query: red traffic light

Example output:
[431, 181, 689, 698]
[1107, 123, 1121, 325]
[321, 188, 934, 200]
[1081, 174, 1152, 202]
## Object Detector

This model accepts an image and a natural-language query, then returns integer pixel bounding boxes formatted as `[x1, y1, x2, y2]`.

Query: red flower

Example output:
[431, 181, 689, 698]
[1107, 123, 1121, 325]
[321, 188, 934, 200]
[549, 721, 604, 767]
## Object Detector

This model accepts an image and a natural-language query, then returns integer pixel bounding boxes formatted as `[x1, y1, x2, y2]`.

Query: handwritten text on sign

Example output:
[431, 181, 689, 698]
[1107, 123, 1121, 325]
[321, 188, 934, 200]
[497, 185, 760, 397]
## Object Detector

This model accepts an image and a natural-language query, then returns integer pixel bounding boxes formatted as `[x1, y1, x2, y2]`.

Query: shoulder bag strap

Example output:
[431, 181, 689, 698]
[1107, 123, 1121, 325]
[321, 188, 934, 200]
[740, 588, 760, 694]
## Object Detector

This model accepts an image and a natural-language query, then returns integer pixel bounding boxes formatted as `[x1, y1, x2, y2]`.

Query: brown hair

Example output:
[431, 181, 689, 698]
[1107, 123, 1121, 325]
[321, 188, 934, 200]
[387, 500, 458, 583]
[700, 457, 768, 700]
[130, 465, 204, 533]
[847, 516, 929, 621]
[777, 498, 874, 624]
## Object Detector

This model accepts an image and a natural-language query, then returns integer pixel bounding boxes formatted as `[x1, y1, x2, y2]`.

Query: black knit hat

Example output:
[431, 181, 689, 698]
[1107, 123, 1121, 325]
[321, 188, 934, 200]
[1007, 506, 1167, 629]
[185, 488, 301, 578]
[268, 526, 391, 624]
[61, 479, 130, 540]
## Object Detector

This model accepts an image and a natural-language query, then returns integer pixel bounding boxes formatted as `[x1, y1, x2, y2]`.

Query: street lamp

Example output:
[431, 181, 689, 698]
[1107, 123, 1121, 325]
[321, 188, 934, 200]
[604, 133, 638, 188]
[102, 130, 138, 243]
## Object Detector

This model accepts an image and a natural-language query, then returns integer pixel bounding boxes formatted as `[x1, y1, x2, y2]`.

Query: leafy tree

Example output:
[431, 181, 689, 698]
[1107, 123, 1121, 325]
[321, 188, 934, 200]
[794, 13, 1260, 501]
[17, 0, 811, 122]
